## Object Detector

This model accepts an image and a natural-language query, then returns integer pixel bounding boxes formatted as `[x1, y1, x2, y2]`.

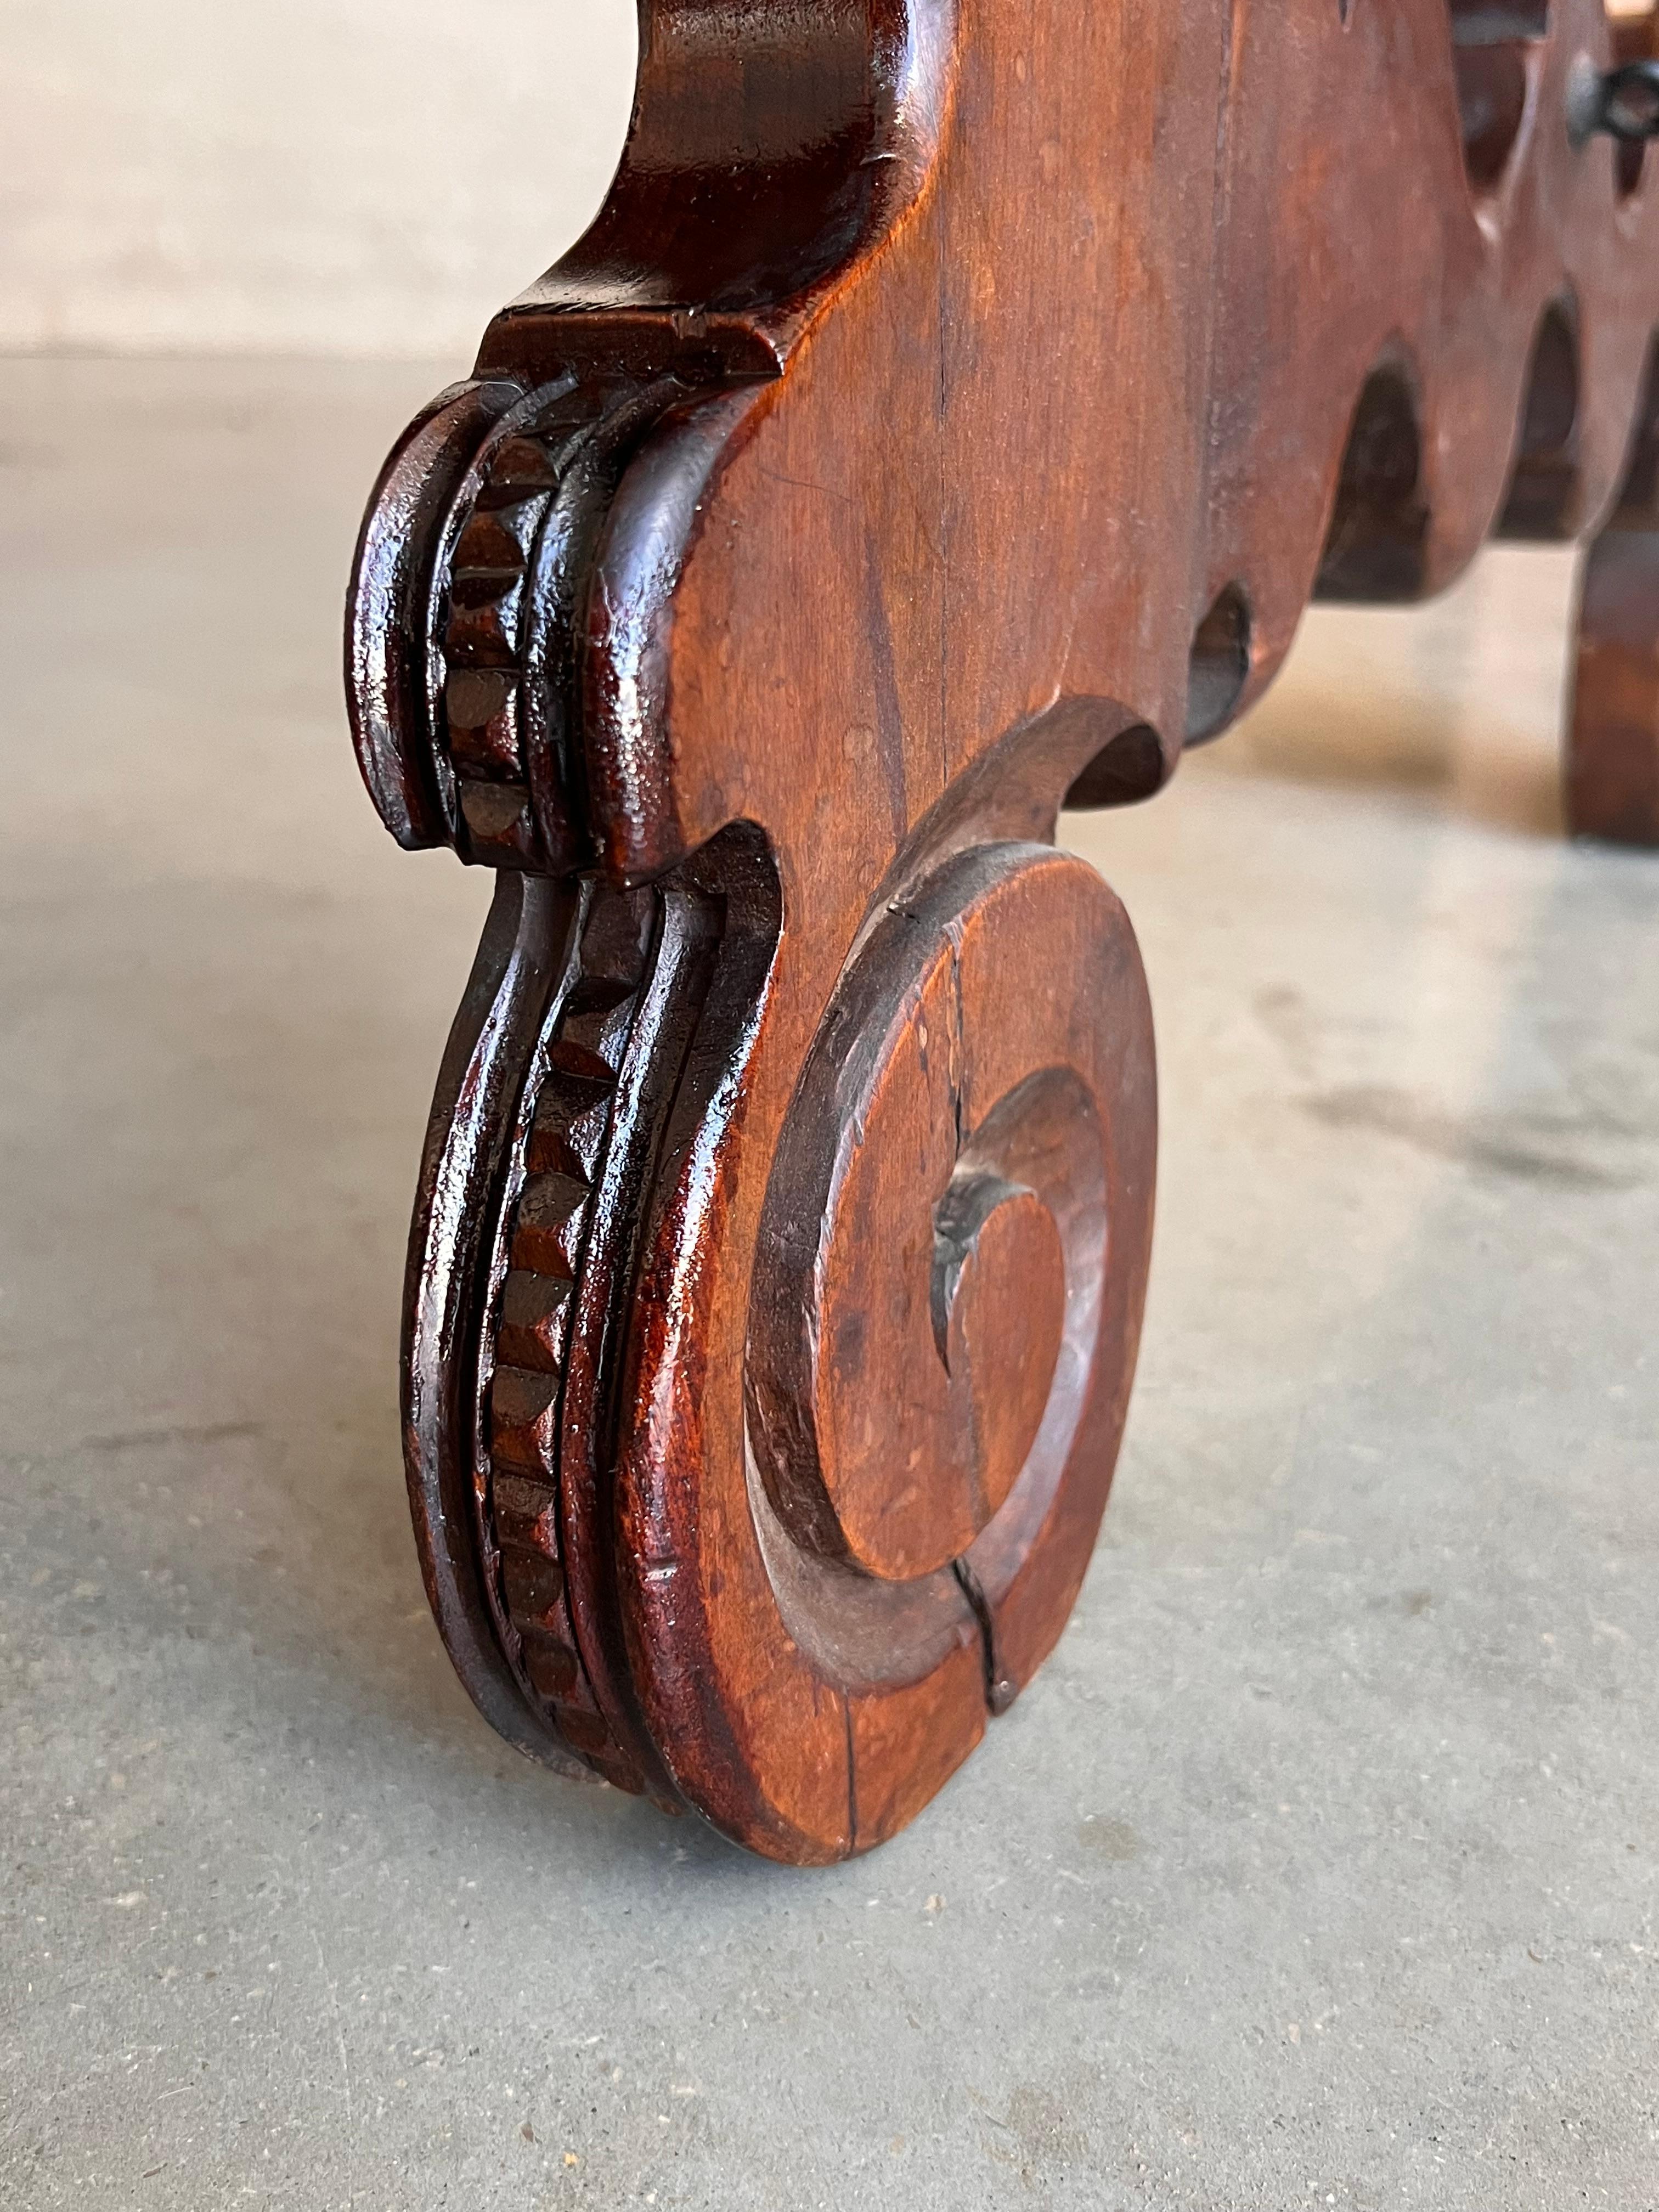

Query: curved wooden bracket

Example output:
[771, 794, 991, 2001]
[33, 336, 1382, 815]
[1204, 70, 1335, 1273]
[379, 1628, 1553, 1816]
[349, 0, 1659, 1861]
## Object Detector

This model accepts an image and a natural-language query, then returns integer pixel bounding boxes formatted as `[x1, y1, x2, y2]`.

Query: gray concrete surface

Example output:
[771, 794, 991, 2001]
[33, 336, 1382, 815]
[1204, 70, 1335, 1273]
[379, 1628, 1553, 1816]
[2, 356, 1656, 2209]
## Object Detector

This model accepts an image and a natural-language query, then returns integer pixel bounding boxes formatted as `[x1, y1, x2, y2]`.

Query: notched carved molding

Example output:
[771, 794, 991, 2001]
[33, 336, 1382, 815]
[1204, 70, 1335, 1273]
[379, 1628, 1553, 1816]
[348, 370, 732, 875]
[405, 827, 778, 1801]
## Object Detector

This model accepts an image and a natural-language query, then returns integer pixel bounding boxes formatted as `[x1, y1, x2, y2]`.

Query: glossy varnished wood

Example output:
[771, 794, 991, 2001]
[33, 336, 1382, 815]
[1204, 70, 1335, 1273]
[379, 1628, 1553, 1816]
[349, 0, 1659, 1861]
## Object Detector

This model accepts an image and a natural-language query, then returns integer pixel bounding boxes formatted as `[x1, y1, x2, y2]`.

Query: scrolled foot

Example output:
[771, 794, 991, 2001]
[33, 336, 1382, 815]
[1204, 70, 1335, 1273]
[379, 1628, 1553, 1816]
[619, 840, 1159, 1859]
[402, 836, 1156, 1860]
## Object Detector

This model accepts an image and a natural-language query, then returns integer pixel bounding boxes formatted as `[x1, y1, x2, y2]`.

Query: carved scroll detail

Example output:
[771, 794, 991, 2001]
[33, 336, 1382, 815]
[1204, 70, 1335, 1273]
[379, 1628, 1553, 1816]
[399, 826, 781, 1808]
[347, 372, 706, 873]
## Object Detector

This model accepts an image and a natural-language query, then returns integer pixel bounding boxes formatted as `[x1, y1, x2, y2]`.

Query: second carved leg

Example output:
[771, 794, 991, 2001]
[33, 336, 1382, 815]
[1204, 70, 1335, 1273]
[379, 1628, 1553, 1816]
[1569, 345, 1659, 847]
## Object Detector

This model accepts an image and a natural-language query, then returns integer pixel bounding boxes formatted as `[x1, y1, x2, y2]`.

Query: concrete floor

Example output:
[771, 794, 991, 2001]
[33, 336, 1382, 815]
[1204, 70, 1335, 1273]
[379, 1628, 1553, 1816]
[1, 356, 1655, 2210]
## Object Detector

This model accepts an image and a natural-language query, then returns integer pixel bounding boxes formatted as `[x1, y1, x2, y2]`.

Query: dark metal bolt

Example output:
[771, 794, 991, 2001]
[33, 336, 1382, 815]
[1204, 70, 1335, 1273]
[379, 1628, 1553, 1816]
[1593, 60, 1659, 144]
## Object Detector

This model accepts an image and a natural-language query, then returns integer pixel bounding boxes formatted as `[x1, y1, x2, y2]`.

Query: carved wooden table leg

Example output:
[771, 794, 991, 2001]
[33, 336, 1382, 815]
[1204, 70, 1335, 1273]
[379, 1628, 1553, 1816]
[349, 0, 1659, 1860]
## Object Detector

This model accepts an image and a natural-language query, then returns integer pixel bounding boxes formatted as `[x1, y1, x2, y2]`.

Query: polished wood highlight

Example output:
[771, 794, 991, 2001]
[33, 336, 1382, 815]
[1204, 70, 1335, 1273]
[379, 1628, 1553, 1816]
[349, 0, 1659, 1861]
